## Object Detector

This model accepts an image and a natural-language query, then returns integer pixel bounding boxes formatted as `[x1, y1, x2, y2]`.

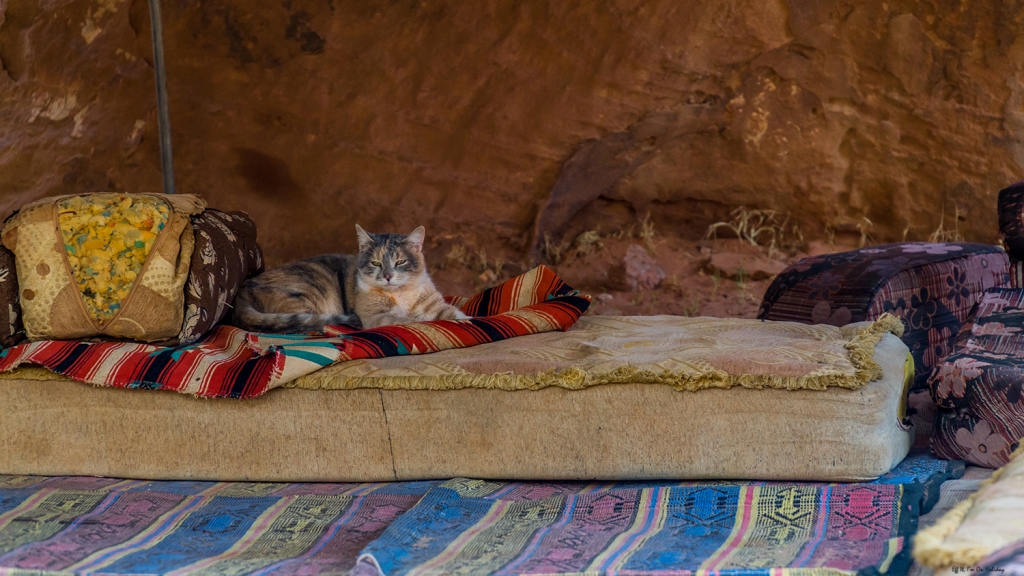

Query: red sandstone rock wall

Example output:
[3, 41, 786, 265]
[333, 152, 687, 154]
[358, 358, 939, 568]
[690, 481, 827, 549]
[1, 0, 1023, 266]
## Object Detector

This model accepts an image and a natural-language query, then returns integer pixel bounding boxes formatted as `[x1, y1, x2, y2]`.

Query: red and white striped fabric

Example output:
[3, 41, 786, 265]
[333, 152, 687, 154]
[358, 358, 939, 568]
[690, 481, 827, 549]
[0, 266, 590, 398]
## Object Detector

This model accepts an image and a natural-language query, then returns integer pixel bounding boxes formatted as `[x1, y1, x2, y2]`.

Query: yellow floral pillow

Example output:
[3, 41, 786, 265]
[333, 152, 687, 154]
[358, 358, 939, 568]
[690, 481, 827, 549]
[58, 196, 170, 322]
[1, 193, 206, 342]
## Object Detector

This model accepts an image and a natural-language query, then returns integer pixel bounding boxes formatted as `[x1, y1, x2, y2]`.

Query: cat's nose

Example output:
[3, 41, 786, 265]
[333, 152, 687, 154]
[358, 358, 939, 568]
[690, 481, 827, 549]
[384, 273, 393, 282]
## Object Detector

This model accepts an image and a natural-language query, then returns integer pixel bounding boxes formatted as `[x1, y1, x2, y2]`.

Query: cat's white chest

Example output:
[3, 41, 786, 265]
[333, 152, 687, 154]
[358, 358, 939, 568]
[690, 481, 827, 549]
[389, 290, 420, 315]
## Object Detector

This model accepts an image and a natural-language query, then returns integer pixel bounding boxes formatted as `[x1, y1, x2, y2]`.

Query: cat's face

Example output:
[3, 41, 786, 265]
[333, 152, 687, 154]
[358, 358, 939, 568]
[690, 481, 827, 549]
[355, 225, 427, 290]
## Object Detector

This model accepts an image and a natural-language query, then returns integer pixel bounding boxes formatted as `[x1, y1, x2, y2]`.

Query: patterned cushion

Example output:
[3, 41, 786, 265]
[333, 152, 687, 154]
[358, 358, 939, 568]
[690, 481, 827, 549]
[931, 288, 1024, 468]
[0, 205, 261, 348]
[1, 193, 206, 342]
[759, 242, 1009, 436]
[1009, 260, 1024, 289]
[177, 209, 264, 345]
[0, 246, 23, 348]
[999, 180, 1024, 262]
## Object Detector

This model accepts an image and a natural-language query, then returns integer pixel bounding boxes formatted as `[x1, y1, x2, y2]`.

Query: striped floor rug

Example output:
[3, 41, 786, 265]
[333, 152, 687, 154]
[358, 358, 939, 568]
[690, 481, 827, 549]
[351, 481, 919, 576]
[351, 454, 962, 576]
[0, 454, 961, 575]
[0, 477, 436, 575]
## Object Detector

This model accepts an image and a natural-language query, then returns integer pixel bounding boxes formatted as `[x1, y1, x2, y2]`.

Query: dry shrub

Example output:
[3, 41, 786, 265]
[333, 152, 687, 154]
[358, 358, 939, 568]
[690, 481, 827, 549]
[573, 230, 603, 255]
[543, 233, 571, 265]
[928, 206, 965, 243]
[474, 249, 489, 273]
[856, 217, 875, 247]
[442, 244, 469, 269]
[703, 206, 803, 257]
[637, 212, 657, 254]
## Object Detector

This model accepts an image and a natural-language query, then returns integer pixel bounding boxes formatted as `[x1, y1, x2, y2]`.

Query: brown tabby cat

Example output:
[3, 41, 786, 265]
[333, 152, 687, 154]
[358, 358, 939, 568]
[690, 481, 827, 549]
[230, 225, 468, 333]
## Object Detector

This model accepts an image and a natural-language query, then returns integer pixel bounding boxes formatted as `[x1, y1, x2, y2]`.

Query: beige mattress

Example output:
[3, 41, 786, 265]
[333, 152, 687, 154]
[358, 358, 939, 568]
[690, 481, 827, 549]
[0, 316, 914, 482]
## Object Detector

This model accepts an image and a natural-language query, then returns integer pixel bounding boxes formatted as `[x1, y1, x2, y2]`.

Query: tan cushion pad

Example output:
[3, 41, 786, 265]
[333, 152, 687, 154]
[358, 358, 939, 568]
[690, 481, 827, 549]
[0, 333, 912, 482]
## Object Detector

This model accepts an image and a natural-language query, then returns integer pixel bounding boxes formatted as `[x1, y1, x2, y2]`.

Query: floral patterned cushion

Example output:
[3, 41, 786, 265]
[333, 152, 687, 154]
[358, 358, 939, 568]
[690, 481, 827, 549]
[931, 288, 1024, 468]
[759, 242, 1009, 437]
[0, 246, 22, 348]
[1010, 260, 1024, 289]
[999, 180, 1024, 262]
[176, 210, 264, 345]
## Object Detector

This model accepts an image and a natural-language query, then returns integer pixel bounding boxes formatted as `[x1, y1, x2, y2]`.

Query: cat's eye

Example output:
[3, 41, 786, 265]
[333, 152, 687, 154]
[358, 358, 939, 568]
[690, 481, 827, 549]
[395, 259, 407, 266]
[371, 261, 382, 267]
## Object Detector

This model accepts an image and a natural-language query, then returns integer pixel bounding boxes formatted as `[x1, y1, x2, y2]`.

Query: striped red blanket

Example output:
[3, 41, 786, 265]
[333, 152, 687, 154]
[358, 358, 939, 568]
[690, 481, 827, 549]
[0, 266, 590, 399]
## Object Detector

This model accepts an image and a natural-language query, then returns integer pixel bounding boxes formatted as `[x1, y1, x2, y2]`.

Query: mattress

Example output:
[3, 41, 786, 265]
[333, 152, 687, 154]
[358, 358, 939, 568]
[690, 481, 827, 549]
[0, 316, 914, 482]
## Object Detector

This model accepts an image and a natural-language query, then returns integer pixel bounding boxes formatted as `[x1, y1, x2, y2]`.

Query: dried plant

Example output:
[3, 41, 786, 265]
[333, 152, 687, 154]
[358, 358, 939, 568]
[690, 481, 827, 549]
[638, 212, 658, 253]
[703, 206, 800, 257]
[602, 213, 659, 253]
[491, 257, 507, 277]
[609, 223, 635, 240]
[857, 217, 875, 247]
[442, 244, 469, 269]
[543, 233, 571, 265]
[474, 249, 490, 273]
[573, 230, 603, 255]
[710, 268, 722, 296]
[790, 223, 805, 249]
[682, 299, 701, 317]
[824, 224, 836, 247]
[735, 266, 749, 302]
[928, 206, 965, 243]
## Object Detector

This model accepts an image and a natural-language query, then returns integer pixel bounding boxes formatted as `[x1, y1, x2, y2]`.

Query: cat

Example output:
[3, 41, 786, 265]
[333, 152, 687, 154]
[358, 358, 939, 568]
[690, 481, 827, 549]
[230, 225, 469, 333]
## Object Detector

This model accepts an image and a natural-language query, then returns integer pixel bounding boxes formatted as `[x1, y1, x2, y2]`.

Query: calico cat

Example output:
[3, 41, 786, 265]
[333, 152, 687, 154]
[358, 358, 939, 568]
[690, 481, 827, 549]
[230, 225, 468, 333]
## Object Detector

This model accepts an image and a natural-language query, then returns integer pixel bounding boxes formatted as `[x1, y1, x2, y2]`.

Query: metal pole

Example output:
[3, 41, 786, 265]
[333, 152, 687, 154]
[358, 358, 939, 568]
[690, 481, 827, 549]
[147, 0, 175, 194]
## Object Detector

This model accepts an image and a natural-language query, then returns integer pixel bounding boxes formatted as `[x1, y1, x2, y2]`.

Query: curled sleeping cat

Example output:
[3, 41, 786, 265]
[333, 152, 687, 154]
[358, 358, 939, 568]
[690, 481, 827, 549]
[231, 225, 469, 333]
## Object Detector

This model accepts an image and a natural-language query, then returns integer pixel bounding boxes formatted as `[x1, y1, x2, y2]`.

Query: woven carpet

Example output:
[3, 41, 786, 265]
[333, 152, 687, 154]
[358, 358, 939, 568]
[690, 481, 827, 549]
[350, 454, 960, 576]
[0, 476, 439, 575]
[0, 455, 961, 576]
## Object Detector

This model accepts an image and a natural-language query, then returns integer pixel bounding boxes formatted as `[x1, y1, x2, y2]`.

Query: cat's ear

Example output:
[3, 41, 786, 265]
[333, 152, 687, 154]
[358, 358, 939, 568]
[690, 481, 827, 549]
[355, 224, 373, 251]
[406, 226, 425, 253]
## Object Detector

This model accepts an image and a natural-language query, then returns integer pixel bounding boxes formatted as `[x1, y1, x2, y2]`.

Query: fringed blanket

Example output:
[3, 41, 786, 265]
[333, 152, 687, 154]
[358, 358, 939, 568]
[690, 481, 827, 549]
[0, 454, 961, 576]
[0, 266, 589, 398]
[288, 313, 906, 393]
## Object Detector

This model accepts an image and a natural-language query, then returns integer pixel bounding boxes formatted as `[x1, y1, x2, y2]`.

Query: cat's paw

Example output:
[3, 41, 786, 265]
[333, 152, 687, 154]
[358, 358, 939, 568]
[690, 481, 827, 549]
[365, 314, 411, 328]
[453, 310, 471, 320]
[382, 317, 413, 326]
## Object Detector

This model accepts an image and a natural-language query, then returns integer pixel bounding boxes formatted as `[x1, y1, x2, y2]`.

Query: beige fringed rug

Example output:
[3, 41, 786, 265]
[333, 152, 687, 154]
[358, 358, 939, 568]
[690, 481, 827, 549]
[288, 313, 906, 392]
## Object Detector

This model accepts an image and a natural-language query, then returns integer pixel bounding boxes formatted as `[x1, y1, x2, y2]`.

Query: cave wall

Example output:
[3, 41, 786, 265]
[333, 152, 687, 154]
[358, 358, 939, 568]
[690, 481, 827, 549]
[1, 0, 1023, 265]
